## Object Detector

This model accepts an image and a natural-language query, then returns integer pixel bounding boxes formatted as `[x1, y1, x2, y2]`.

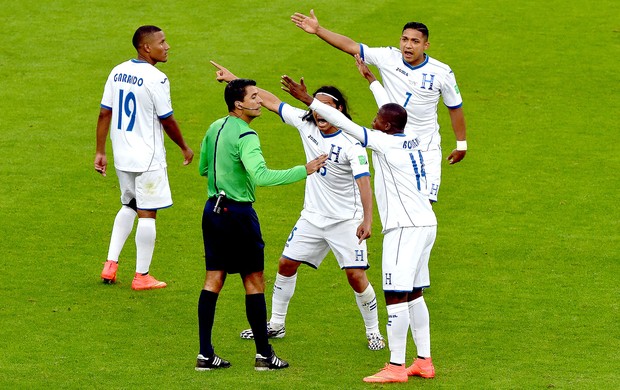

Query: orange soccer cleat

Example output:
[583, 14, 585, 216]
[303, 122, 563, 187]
[101, 260, 118, 284]
[363, 363, 408, 383]
[131, 273, 167, 291]
[406, 357, 435, 378]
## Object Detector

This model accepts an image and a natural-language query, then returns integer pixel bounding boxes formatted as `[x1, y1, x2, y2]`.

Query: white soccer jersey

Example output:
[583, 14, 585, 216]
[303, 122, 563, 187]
[308, 99, 437, 232]
[360, 44, 462, 151]
[100, 59, 173, 172]
[278, 103, 370, 226]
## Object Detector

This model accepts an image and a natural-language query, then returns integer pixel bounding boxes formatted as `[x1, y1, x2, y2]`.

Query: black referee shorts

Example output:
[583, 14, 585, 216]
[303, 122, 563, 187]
[202, 197, 265, 275]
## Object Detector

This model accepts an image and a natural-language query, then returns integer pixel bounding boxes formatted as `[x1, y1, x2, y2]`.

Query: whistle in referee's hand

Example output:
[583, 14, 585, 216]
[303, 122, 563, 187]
[213, 191, 226, 214]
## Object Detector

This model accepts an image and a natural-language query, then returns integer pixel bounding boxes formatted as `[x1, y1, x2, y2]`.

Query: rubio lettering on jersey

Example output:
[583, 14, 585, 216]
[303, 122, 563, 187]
[114, 73, 144, 86]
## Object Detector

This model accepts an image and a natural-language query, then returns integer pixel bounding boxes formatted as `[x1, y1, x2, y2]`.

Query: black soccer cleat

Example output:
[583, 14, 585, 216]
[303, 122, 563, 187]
[195, 353, 231, 371]
[255, 349, 289, 371]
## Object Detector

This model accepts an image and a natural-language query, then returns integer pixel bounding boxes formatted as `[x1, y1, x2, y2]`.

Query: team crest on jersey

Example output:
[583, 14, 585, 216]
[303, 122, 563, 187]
[358, 155, 368, 165]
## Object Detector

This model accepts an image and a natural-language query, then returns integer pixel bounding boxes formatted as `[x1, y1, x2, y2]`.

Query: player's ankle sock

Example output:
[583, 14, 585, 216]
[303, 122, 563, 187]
[409, 296, 431, 358]
[107, 206, 136, 260]
[355, 283, 380, 334]
[270, 273, 297, 325]
[135, 218, 156, 274]
[386, 302, 409, 365]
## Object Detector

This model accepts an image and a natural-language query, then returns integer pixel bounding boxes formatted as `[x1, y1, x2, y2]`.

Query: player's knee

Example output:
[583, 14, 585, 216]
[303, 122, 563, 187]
[345, 268, 369, 291]
[278, 257, 300, 276]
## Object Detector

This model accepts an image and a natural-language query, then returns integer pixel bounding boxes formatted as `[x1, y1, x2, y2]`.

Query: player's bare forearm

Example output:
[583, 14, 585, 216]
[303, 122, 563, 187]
[317, 27, 360, 55]
[160, 115, 194, 165]
[356, 175, 373, 243]
[94, 108, 112, 176]
[449, 107, 466, 141]
[447, 107, 467, 164]
[95, 108, 112, 154]
[258, 88, 281, 113]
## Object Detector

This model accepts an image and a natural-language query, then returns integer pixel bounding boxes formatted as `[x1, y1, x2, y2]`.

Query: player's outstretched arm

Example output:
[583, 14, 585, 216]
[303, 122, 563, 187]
[282, 75, 368, 145]
[355, 54, 376, 84]
[211, 60, 281, 113]
[446, 107, 467, 164]
[354, 54, 390, 108]
[160, 115, 194, 165]
[291, 9, 360, 55]
[94, 108, 112, 176]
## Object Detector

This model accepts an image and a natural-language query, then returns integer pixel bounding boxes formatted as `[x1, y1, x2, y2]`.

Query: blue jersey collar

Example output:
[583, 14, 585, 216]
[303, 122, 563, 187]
[401, 53, 428, 71]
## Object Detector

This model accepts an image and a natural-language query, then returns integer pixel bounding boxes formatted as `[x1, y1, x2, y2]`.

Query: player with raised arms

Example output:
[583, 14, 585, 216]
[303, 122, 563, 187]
[282, 74, 438, 383]
[291, 10, 467, 202]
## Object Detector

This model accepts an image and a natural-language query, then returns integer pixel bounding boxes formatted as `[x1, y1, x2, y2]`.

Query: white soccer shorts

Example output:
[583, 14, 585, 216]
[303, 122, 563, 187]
[382, 226, 436, 292]
[281, 217, 369, 269]
[116, 168, 172, 210]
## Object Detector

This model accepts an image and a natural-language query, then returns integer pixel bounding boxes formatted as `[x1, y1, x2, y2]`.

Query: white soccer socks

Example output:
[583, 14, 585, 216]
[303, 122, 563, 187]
[135, 217, 156, 274]
[355, 283, 380, 334]
[408, 296, 431, 358]
[386, 302, 410, 365]
[106, 205, 137, 261]
[269, 273, 297, 327]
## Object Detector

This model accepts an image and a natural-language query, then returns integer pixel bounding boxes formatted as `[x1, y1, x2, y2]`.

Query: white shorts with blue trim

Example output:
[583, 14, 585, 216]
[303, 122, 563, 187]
[116, 168, 172, 210]
[382, 226, 436, 292]
[281, 217, 369, 269]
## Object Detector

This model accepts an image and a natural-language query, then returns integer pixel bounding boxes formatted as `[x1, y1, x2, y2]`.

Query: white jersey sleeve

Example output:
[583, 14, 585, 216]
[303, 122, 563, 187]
[278, 102, 308, 131]
[369, 80, 391, 108]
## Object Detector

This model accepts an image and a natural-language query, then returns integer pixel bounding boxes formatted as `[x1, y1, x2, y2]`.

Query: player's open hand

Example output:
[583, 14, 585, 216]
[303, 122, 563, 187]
[305, 154, 328, 175]
[94, 153, 107, 176]
[281, 75, 313, 105]
[210, 60, 237, 83]
[291, 9, 319, 34]
[446, 149, 466, 165]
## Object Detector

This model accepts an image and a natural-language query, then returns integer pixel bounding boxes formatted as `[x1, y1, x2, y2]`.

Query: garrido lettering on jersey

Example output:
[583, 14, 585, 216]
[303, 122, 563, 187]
[113, 72, 144, 86]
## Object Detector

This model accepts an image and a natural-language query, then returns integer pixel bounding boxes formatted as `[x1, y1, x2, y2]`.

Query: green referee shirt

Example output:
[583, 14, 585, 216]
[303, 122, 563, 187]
[199, 115, 307, 202]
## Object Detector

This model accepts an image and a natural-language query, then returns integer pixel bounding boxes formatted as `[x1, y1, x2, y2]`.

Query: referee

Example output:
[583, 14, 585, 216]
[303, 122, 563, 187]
[195, 78, 327, 371]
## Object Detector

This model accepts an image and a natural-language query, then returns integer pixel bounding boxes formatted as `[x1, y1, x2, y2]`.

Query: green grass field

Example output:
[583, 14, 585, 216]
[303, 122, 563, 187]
[1, 0, 618, 388]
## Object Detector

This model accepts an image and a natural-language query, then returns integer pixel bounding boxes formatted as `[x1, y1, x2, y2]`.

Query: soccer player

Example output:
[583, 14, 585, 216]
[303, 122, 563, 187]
[282, 75, 438, 383]
[195, 78, 327, 371]
[291, 11, 467, 202]
[209, 62, 385, 351]
[94, 25, 194, 290]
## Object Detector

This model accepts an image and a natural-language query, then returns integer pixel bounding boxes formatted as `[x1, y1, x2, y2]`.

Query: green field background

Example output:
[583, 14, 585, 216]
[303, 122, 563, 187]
[0, 0, 618, 388]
